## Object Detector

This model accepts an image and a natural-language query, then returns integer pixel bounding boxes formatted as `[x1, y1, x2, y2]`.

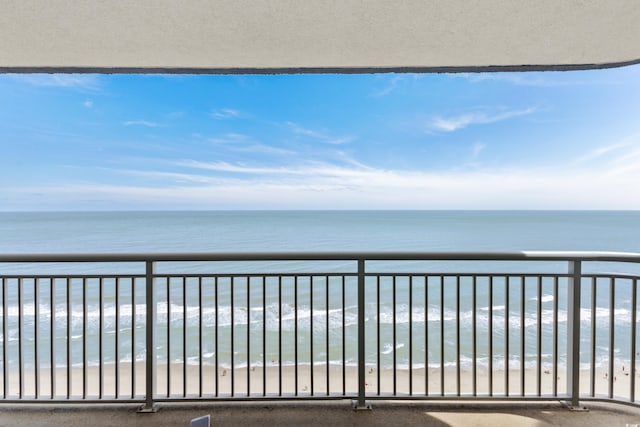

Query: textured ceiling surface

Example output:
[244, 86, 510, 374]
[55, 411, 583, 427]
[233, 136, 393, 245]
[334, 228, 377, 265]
[1, 0, 640, 73]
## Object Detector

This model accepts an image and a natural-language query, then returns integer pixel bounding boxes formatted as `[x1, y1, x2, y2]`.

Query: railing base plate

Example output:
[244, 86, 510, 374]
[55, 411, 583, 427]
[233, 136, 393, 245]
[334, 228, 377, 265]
[560, 401, 589, 412]
[352, 400, 372, 411]
[137, 404, 158, 413]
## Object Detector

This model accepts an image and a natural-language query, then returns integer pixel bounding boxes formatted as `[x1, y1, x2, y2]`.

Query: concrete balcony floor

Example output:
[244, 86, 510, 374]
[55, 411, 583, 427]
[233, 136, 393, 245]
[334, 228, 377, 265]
[1, 401, 640, 427]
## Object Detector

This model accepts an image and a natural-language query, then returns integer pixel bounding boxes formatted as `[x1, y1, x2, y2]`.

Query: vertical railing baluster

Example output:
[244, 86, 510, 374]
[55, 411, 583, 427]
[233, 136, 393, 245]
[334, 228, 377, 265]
[262, 277, 266, 397]
[392, 275, 397, 396]
[278, 276, 282, 396]
[553, 276, 559, 397]
[489, 276, 494, 396]
[18, 278, 23, 399]
[409, 276, 413, 396]
[521, 276, 525, 396]
[51, 279, 55, 399]
[294, 276, 298, 396]
[214, 277, 219, 398]
[99, 278, 104, 400]
[424, 276, 429, 397]
[505, 276, 510, 397]
[440, 276, 444, 396]
[456, 276, 461, 396]
[115, 277, 120, 399]
[132, 278, 136, 399]
[231, 277, 235, 397]
[325, 276, 329, 396]
[341, 275, 346, 397]
[1, 277, 6, 399]
[35, 279, 40, 399]
[310, 275, 314, 396]
[248, 277, 252, 397]
[66, 278, 71, 400]
[198, 277, 203, 398]
[166, 277, 171, 398]
[472, 275, 477, 397]
[139, 260, 156, 412]
[566, 260, 582, 408]
[82, 278, 87, 400]
[631, 278, 637, 402]
[590, 277, 596, 397]
[609, 277, 615, 399]
[537, 276, 542, 397]
[376, 275, 380, 396]
[355, 258, 368, 409]
[183, 277, 187, 398]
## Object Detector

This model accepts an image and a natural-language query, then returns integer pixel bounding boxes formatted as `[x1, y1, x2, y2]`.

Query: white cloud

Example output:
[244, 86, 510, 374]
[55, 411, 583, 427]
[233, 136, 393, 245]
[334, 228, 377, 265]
[371, 75, 404, 97]
[428, 108, 536, 132]
[232, 144, 296, 156]
[207, 133, 250, 144]
[286, 122, 354, 145]
[572, 133, 640, 177]
[13, 162, 640, 210]
[575, 132, 640, 164]
[211, 108, 240, 119]
[83, 100, 93, 108]
[206, 133, 295, 156]
[177, 160, 374, 180]
[471, 142, 486, 160]
[122, 120, 163, 128]
[457, 73, 610, 87]
[10, 74, 100, 90]
[371, 74, 424, 97]
[108, 169, 219, 184]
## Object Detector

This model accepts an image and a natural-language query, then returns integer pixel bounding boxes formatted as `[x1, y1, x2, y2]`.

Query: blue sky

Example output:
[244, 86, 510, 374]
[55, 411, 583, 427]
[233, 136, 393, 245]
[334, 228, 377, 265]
[1, 67, 640, 210]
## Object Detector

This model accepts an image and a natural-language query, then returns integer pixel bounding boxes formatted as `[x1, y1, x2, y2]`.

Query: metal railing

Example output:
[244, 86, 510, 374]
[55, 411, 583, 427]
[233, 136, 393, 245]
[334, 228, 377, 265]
[0, 251, 639, 410]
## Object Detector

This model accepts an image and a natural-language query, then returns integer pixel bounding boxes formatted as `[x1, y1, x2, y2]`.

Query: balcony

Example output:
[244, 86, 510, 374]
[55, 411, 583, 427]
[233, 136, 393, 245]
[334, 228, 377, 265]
[1, 251, 639, 418]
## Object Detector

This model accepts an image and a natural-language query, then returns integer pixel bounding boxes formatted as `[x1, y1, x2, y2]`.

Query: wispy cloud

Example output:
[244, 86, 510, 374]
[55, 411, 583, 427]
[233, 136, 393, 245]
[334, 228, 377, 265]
[19, 160, 640, 210]
[9, 74, 101, 90]
[471, 142, 486, 160]
[177, 160, 377, 183]
[457, 73, 613, 87]
[109, 168, 218, 184]
[371, 74, 423, 97]
[372, 75, 404, 97]
[208, 133, 251, 144]
[211, 108, 240, 120]
[207, 133, 295, 155]
[122, 120, 164, 128]
[574, 132, 640, 165]
[428, 108, 536, 132]
[232, 144, 296, 156]
[83, 100, 93, 108]
[286, 122, 354, 145]
[575, 142, 629, 163]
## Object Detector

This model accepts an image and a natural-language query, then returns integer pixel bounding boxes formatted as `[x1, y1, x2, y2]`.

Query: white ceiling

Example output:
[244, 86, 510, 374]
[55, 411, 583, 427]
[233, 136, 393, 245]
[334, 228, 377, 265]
[1, 0, 639, 73]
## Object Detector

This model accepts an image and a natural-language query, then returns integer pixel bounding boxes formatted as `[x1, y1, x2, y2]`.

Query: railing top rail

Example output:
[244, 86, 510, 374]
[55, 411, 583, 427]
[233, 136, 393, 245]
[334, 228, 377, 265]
[0, 251, 639, 263]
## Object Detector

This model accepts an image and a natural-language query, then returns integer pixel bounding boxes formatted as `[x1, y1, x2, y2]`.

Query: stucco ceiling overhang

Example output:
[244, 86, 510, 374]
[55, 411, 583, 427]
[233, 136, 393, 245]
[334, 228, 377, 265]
[1, 0, 639, 74]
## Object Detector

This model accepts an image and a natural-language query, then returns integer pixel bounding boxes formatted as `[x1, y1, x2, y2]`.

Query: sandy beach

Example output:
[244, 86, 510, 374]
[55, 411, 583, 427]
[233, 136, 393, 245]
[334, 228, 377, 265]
[4, 361, 638, 401]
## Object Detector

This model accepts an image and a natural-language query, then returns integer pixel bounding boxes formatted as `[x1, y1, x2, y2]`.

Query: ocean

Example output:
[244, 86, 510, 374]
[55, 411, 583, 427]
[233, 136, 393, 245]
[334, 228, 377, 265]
[1, 210, 639, 377]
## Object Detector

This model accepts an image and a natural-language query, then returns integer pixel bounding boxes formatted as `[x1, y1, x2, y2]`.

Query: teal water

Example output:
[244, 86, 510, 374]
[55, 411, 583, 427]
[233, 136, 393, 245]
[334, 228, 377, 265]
[1, 211, 639, 371]
[2, 210, 640, 254]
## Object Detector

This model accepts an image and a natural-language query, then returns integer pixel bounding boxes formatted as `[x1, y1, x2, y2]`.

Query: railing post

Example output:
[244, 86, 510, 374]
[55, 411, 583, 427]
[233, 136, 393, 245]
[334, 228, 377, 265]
[138, 260, 157, 413]
[566, 260, 585, 410]
[354, 258, 371, 410]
